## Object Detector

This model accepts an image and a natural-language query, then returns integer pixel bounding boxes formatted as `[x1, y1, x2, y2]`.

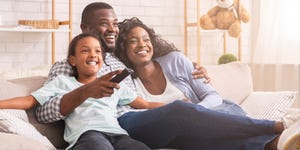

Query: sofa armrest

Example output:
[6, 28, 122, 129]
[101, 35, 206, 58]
[240, 91, 297, 120]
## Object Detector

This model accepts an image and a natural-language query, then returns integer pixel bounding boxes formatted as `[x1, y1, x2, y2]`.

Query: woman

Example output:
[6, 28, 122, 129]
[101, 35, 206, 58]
[115, 17, 300, 150]
[116, 17, 244, 115]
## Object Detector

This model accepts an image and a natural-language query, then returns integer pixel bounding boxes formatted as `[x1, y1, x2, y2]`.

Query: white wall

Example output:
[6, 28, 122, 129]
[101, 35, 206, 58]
[0, 0, 252, 72]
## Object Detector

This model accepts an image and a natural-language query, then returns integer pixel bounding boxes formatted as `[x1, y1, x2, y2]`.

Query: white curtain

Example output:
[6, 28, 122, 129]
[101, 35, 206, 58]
[251, 0, 300, 105]
[252, 0, 300, 64]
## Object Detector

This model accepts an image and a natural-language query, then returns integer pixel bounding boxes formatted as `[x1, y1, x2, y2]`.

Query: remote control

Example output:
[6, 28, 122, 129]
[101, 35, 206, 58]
[109, 68, 133, 83]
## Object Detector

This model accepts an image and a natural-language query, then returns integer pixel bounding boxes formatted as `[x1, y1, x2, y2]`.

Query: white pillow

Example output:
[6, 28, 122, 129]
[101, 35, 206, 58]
[0, 111, 55, 150]
[205, 62, 253, 104]
[241, 91, 297, 120]
[0, 132, 51, 150]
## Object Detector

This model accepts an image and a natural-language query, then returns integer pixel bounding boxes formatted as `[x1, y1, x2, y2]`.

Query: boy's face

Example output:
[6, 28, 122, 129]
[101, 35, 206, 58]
[84, 9, 119, 53]
[69, 36, 103, 79]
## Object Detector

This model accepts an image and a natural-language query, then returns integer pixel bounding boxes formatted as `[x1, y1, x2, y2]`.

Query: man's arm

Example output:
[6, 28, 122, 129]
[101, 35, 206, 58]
[35, 60, 72, 123]
[35, 96, 64, 123]
[192, 62, 211, 83]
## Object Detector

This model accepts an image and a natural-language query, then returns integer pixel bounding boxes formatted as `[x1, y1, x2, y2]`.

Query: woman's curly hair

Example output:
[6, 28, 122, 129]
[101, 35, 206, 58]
[115, 17, 179, 73]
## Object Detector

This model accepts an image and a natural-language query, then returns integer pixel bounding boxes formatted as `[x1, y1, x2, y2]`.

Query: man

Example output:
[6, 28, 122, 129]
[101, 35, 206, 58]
[35, 2, 291, 150]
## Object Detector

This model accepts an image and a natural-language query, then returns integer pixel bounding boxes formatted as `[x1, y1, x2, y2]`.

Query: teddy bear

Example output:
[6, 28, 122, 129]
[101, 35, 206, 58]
[200, 0, 250, 38]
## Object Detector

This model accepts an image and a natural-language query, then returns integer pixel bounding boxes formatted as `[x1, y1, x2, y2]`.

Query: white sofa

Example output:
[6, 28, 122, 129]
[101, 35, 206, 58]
[0, 62, 298, 149]
[206, 62, 298, 120]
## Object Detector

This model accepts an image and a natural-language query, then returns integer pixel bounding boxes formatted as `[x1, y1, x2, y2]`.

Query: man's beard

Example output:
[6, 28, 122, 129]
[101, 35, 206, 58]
[100, 37, 115, 53]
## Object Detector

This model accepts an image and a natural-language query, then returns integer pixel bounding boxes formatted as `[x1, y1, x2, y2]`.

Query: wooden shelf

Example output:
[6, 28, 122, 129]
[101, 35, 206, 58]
[0, 0, 73, 64]
[0, 27, 70, 32]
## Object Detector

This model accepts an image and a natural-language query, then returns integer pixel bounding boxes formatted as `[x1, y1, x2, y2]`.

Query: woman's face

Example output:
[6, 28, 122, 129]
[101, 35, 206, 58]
[69, 36, 103, 78]
[125, 26, 153, 66]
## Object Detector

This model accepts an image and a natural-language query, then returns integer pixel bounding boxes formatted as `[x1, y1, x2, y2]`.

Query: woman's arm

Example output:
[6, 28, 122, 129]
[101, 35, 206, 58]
[157, 52, 223, 107]
[0, 95, 38, 110]
[129, 96, 165, 109]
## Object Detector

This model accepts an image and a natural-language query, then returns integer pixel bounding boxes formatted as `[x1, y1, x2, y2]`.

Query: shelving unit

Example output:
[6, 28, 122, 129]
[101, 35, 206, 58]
[51, 0, 73, 64]
[0, 28, 70, 33]
[183, 0, 242, 63]
[0, 0, 73, 64]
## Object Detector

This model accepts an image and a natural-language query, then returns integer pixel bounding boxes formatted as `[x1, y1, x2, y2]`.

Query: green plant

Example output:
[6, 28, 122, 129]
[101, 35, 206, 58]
[218, 53, 238, 64]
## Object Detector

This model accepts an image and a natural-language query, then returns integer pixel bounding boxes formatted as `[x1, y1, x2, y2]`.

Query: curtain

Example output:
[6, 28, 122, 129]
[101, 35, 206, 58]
[251, 0, 300, 105]
[252, 0, 300, 64]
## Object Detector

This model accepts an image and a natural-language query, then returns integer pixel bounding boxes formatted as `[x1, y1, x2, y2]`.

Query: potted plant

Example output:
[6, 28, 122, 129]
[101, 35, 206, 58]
[218, 53, 238, 64]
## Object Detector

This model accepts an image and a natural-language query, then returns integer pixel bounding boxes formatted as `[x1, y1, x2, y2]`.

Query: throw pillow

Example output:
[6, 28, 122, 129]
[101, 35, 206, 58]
[0, 111, 55, 150]
[0, 132, 50, 150]
[241, 91, 296, 120]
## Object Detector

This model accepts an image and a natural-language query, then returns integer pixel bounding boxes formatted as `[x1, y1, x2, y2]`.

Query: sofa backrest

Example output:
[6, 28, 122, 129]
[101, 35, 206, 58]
[5, 76, 67, 148]
[0, 62, 253, 148]
[205, 62, 253, 104]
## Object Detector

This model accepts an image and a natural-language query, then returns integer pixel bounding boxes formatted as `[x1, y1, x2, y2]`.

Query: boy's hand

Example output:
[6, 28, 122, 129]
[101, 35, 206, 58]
[88, 70, 122, 98]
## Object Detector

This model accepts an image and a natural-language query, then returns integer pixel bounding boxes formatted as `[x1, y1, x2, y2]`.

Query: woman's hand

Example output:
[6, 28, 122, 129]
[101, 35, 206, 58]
[192, 62, 211, 84]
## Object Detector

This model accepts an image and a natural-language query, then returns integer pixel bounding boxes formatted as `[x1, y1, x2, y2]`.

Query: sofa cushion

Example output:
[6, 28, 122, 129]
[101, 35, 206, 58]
[0, 132, 51, 150]
[8, 76, 68, 149]
[8, 76, 47, 93]
[0, 65, 51, 80]
[8, 76, 68, 148]
[241, 91, 297, 120]
[27, 108, 68, 149]
[0, 111, 55, 149]
[205, 62, 253, 104]
[0, 78, 56, 149]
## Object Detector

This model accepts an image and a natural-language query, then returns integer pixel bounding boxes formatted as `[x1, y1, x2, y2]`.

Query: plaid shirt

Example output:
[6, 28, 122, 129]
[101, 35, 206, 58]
[35, 53, 136, 123]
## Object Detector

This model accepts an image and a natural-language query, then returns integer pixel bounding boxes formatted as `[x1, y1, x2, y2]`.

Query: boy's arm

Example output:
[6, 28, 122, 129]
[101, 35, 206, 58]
[0, 95, 37, 110]
[129, 96, 165, 109]
[60, 70, 120, 116]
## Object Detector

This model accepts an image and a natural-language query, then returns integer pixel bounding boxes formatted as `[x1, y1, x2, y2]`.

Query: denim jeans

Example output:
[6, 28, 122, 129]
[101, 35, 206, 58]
[72, 130, 151, 150]
[118, 100, 278, 150]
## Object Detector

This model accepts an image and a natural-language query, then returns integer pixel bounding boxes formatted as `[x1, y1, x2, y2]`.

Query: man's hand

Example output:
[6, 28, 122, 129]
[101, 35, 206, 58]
[192, 62, 211, 84]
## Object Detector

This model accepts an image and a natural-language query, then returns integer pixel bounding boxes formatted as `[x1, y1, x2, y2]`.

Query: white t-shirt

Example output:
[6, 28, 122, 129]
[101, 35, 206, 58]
[134, 76, 186, 103]
[31, 75, 137, 149]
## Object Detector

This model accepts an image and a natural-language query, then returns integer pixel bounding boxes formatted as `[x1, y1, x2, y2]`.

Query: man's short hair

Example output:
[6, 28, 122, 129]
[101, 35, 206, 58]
[81, 2, 113, 25]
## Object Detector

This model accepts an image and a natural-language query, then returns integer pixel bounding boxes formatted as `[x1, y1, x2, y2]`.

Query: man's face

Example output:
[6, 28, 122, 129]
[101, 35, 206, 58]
[84, 9, 119, 53]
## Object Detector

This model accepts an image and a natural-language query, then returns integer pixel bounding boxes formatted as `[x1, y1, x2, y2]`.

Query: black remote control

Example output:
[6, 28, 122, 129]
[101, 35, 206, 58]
[109, 68, 133, 83]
